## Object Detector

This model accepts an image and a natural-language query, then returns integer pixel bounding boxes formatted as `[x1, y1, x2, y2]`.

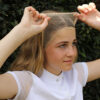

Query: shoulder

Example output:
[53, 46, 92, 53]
[63, 62, 88, 87]
[73, 62, 87, 67]
[0, 72, 18, 99]
[72, 62, 88, 73]
[6, 70, 34, 100]
[7, 70, 34, 86]
[73, 62, 88, 86]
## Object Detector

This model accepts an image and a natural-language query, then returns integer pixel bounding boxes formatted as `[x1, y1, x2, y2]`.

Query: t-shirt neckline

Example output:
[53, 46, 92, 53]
[40, 68, 64, 82]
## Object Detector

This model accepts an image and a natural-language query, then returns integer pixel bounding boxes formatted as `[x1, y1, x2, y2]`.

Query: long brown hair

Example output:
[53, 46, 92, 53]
[10, 10, 77, 76]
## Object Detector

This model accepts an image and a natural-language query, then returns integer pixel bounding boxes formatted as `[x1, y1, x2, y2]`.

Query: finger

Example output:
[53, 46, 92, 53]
[77, 5, 89, 14]
[40, 13, 47, 19]
[37, 13, 48, 23]
[40, 17, 49, 30]
[37, 13, 50, 25]
[37, 13, 46, 23]
[47, 17, 51, 21]
[82, 4, 91, 13]
[89, 2, 96, 10]
[74, 13, 86, 22]
[33, 11, 40, 21]
[22, 6, 36, 20]
[77, 5, 85, 14]
[73, 12, 80, 18]
[24, 6, 36, 15]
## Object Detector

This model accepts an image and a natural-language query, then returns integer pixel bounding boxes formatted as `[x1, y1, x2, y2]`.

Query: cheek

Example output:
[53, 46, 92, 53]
[45, 48, 63, 64]
[74, 48, 78, 61]
[53, 50, 64, 61]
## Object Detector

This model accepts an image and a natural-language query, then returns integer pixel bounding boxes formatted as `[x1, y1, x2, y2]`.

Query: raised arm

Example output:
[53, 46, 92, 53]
[0, 6, 50, 99]
[0, 6, 50, 68]
[75, 3, 100, 82]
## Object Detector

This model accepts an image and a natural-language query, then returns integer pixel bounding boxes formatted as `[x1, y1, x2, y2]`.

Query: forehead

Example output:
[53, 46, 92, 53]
[49, 27, 76, 44]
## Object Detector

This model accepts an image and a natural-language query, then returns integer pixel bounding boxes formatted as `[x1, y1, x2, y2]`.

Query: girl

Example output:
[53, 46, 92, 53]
[0, 2, 100, 100]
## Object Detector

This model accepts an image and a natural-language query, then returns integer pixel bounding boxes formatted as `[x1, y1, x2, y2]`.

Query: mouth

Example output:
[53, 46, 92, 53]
[63, 60, 73, 63]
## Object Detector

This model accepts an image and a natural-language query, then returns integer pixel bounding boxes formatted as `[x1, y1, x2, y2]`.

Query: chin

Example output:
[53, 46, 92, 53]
[62, 65, 72, 72]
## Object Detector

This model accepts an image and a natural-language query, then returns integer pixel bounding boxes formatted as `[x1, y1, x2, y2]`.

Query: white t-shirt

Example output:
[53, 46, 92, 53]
[8, 62, 88, 100]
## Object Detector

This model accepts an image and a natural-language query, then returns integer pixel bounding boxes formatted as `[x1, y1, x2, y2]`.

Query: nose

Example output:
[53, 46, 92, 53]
[65, 46, 76, 57]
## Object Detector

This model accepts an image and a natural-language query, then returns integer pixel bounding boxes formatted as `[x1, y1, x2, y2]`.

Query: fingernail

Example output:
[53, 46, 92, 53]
[77, 5, 81, 9]
[48, 17, 51, 20]
[85, 10, 88, 13]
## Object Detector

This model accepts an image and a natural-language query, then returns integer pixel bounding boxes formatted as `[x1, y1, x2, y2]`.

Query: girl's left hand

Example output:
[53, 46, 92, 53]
[74, 2, 100, 31]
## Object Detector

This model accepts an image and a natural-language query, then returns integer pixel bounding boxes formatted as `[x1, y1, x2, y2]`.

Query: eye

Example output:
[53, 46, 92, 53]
[59, 44, 67, 48]
[72, 42, 78, 47]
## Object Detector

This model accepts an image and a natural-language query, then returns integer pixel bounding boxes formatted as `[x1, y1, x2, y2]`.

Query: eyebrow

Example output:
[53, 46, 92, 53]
[56, 39, 77, 45]
[57, 41, 68, 45]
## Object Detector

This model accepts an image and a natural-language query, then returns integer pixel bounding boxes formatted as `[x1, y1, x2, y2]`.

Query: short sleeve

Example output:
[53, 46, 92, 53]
[74, 62, 88, 87]
[7, 71, 21, 100]
[7, 71, 33, 100]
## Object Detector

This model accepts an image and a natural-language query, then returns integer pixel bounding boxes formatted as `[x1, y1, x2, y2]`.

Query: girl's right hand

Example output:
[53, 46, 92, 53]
[0, 7, 50, 70]
[18, 6, 50, 40]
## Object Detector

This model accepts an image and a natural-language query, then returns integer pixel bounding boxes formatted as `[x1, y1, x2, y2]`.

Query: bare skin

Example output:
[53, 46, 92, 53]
[74, 2, 100, 82]
[0, 7, 50, 99]
[44, 3, 100, 80]
[44, 27, 77, 75]
[0, 2, 100, 99]
[0, 7, 50, 68]
[75, 2, 100, 31]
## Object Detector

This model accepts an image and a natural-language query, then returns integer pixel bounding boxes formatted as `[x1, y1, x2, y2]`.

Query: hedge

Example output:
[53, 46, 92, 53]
[0, 0, 100, 100]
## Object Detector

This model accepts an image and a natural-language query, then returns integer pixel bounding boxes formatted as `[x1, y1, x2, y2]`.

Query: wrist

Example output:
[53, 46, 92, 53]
[11, 24, 29, 42]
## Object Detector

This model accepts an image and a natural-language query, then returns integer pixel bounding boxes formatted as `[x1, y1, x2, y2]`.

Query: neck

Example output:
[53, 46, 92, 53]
[44, 64, 62, 76]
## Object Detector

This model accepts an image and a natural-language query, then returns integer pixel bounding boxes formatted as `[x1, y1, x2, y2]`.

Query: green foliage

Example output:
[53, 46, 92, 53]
[0, 0, 100, 99]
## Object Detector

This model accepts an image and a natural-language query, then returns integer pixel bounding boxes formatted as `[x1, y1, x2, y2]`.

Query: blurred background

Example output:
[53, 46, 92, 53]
[0, 0, 100, 100]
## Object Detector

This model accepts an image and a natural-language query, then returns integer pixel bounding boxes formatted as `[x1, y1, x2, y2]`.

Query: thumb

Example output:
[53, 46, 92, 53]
[74, 12, 86, 22]
[40, 17, 50, 30]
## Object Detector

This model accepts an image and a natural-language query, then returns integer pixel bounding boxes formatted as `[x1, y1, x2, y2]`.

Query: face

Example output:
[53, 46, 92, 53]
[44, 27, 77, 75]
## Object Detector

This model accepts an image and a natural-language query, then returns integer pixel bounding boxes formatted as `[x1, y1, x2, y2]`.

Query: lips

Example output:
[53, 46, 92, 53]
[63, 60, 72, 63]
